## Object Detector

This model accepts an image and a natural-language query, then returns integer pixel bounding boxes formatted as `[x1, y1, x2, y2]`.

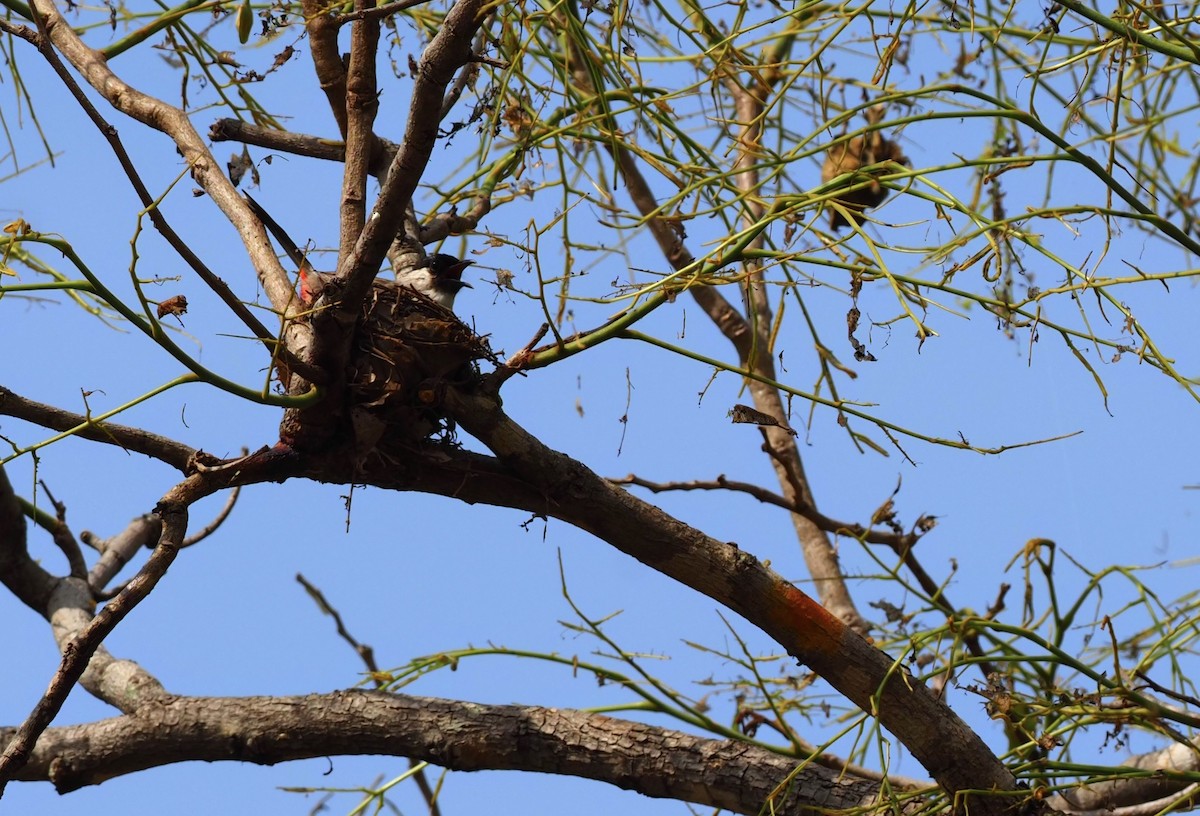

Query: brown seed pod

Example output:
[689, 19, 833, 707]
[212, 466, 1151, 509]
[821, 132, 908, 231]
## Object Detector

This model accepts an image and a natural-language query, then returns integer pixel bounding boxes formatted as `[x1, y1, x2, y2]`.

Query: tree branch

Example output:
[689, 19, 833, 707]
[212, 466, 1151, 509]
[0, 386, 195, 471]
[0, 485, 188, 789]
[438, 387, 1020, 814]
[335, 0, 485, 307]
[7, 690, 907, 816]
[25, 0, 302, 322]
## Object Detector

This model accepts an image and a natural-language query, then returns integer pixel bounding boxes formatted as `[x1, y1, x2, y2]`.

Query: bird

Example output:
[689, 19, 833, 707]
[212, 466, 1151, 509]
[395, 252, 473, 310]
[244, 194, 472, 309]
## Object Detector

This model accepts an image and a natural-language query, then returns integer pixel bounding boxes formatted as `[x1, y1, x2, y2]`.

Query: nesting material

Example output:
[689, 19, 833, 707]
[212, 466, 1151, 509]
[349, 280, 494, 452]
[821, 132, 908, 230]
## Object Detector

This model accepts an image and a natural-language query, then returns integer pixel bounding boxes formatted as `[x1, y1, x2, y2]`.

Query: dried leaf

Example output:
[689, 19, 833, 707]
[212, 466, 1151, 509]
[730, 404, 797, 436]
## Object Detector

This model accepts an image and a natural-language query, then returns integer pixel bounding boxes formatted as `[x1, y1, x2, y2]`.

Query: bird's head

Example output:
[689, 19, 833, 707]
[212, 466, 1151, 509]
[396, 253, 474, 310]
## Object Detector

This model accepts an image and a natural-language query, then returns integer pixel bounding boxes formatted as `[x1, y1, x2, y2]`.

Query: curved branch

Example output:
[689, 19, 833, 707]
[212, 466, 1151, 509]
[0, 386, 195, 471]
[0, 485, 190, 789]
[8, 690, 905, 815]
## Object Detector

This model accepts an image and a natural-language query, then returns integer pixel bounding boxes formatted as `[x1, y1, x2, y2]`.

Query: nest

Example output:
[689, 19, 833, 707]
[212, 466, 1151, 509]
[821, 133, 908, 231]
[347, 279, 494, 454]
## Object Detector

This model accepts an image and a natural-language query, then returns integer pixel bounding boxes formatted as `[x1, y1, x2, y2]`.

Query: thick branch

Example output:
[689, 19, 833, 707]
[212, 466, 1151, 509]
[8, 690, 901, 815]
[334, 0, 484, 307]
[438, 388, 1020, 814]
[1051, 739, 1200, 812]
[302, 0, 351, 139]
[336, 0, 380, 266]
[0, 464, 54, 613]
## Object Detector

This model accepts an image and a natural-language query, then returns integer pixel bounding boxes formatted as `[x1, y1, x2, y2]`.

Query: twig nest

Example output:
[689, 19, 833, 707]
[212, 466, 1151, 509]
[821, 132, 908, 231]
[349, 280, 494, 450]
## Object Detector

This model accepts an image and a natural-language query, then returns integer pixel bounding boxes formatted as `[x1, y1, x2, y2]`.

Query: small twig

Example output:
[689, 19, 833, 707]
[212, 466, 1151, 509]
[35, 481, 87, 580]
[296, 573, 379, 673]
[484, 323, 548, 392]
[1135, 670, 1200, 710]
[181, 484, 241, 548]
[295, 574, 443, 816]
[611, 472, 920, 550]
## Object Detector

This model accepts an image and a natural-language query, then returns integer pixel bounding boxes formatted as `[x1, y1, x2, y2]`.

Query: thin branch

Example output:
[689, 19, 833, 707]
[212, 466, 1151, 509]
[303, 0, 351, 139]
[334, 0, 428, 25]
[22, 0, 302, 325]
[0, 464, 56, 615]
[610, 472, 922, 549]
[208, 119, 492, 246]
[296, 574, 442, 816]
[181, 486, 240, 548]
[0, 17, 316, 382]
[209, 118, 396, 178]
[618, 467, 1001, 682]
[87, 514, 162, 593]
[31, 481, 86, 579]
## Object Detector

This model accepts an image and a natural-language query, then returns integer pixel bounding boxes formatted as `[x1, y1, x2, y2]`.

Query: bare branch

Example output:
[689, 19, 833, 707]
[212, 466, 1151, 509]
[4, 20, 312, 379]
[208, 119, 491, 245]
[337, 0, 486, 305]
[1051, 739, 1200, 813]
[0, 464, 55, 614]
[30, 482, 87, 579]
[25, 0, 300, 320]
[210, 118, 394, 172]
[87, 514, 162, 592]
[296, 574, 441, 816]
[8, 690, 906, 816]
[610, 472, 926, 549]
[439, 386, 1019, 814]
[302, 0, 351, 139]
[0, 386, 195, 470]
[0, 496, 184, 790]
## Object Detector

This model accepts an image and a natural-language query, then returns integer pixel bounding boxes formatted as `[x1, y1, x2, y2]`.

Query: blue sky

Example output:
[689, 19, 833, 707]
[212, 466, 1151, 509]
[5, 5, 1200, 814]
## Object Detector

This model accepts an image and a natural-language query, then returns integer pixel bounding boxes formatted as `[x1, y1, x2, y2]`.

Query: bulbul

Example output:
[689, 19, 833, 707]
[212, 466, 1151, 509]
[395, 253, 473, 310]
[245, 194, 472, 310]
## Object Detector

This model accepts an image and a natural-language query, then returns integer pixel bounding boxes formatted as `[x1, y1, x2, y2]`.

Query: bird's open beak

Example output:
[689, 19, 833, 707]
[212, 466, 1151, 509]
[447, 259, 474, 279]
